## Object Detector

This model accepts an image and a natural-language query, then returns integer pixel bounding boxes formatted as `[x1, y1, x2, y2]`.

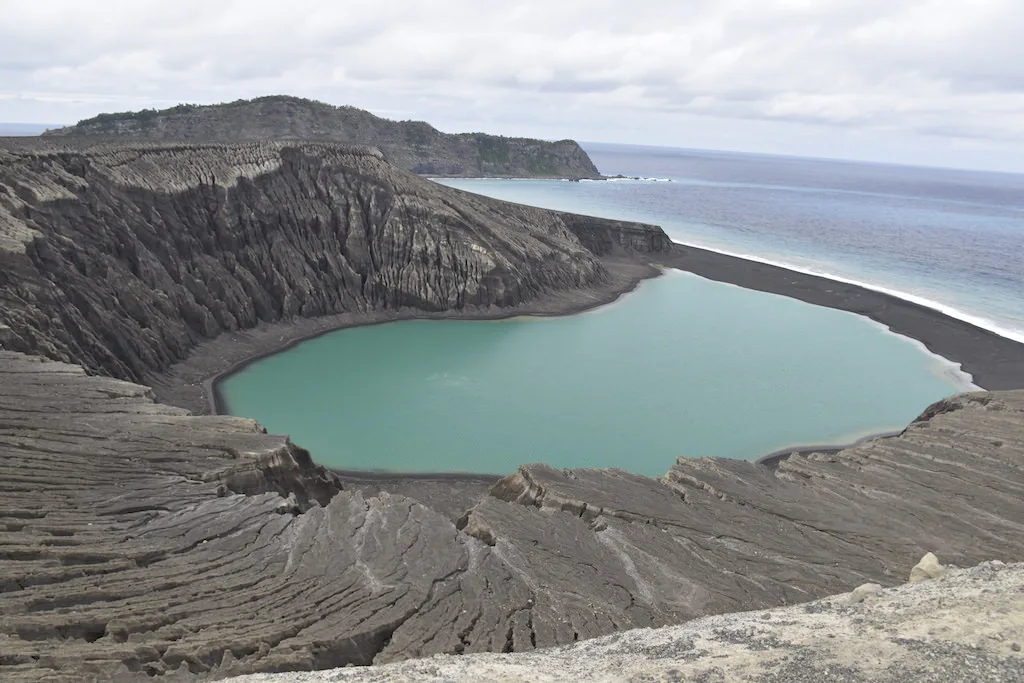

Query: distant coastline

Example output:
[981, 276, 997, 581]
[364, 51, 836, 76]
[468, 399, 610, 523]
[435, 174, 1024, 348]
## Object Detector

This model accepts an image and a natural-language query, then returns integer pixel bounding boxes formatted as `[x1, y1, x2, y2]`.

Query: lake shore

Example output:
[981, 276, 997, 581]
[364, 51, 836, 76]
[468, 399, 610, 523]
[147, 258, 661, 416]
[658, 243, 1024, 392]
[149, 241, 1024, 477]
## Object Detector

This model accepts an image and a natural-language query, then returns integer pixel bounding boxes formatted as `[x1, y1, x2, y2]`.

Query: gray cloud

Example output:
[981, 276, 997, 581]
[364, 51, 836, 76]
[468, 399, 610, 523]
[2, 0, 1023, 170]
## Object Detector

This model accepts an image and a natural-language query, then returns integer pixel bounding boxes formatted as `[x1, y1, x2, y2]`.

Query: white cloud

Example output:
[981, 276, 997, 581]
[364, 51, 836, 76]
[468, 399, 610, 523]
[1, 0, 1023, 170]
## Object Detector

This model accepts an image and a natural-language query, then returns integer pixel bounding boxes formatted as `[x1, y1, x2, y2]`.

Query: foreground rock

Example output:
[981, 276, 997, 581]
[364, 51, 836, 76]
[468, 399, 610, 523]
[1, 350, 1023, 680]
[910, 552, 947, 583]
[227, 561, 1024, 683]
[41, 95, 602, 179]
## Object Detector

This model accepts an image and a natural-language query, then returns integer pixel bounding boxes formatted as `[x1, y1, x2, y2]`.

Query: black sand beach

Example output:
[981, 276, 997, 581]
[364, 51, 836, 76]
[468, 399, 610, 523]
[660, 243, 1024, 391]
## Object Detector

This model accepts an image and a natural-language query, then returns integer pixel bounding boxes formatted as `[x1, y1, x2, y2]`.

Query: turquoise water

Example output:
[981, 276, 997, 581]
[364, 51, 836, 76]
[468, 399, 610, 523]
[220, 271, 969, 478]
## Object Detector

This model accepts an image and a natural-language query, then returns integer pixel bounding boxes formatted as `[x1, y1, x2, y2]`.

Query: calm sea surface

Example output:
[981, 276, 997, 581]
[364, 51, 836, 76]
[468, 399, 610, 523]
[221, 145, 1020, 477]
[446, 143, 1024, 343]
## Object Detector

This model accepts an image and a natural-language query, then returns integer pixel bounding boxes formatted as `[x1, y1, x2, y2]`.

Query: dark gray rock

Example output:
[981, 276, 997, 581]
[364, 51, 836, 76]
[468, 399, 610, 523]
[0, 139, 666, 384]
[41, 96, 603, 179]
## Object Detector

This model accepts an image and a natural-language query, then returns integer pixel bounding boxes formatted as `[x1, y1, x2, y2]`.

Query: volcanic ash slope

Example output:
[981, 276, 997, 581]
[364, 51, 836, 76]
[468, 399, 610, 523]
[227, 560, 1024, 683]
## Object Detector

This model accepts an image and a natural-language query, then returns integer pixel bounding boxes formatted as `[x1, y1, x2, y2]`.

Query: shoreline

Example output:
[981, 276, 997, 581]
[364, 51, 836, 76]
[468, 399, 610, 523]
[658, 243, 1024, 392]
[207, 262, 657, 416]
[148, 259, 661, 417]
[754, 430, 903, 470]
[667, 239, 1024, 346]
[663, 266, 981, 392]
[150, 242, 1024, 478]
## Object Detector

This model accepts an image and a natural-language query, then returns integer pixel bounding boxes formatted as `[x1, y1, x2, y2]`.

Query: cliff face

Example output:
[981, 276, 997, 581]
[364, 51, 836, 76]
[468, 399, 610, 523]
[0, 140, 663, 383]
[42, 96, 603, 179]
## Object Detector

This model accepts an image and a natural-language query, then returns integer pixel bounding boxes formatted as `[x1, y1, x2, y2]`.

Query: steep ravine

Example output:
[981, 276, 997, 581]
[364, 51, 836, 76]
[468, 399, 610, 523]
[0, 139, 1022, 682]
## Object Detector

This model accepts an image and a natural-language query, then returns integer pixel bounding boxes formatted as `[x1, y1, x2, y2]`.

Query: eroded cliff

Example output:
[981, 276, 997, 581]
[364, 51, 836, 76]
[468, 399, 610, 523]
[0, 140, 665, 383]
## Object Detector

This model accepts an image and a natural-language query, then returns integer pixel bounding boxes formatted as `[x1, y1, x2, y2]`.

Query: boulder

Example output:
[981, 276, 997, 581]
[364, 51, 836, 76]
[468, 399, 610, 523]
[848, 583, 884, 604]
[909, 552, 947, 583]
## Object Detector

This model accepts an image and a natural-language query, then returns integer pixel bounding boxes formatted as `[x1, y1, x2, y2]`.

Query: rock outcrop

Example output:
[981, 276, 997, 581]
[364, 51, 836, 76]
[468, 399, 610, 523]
[226, 560, 1024, 683]
[1, 349, 1022, 680]
[41, 96, 603, 179]
[0, 139, 666, 383]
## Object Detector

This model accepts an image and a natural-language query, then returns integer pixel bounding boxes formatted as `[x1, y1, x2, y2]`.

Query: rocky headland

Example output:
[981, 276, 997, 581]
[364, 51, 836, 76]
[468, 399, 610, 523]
[41, 96, 602, 179]
[1, 136, 1023, 681]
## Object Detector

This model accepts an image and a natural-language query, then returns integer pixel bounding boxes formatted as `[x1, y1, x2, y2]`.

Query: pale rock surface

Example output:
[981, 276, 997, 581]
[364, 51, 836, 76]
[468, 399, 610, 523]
[227, 561, 1024, 683]
[910, 552, 947, 583]
[848, 582, 884, 605]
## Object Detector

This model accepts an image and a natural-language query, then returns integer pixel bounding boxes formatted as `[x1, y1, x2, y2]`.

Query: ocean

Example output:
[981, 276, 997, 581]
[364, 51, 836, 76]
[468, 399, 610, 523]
[217, 144, 1018, 477]
[443, 142, 1024, 344]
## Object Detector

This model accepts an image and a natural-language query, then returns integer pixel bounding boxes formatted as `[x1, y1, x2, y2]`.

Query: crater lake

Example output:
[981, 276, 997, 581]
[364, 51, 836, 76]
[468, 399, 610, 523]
[219, 269, 971, 477]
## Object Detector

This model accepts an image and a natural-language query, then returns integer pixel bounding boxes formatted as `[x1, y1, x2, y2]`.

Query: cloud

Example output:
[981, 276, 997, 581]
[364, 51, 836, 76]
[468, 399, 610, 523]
[2, 0, 1023, 168]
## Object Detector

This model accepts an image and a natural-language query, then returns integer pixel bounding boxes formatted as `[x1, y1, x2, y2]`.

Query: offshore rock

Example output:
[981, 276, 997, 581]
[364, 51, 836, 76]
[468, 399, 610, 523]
[41, 96, 603, 179]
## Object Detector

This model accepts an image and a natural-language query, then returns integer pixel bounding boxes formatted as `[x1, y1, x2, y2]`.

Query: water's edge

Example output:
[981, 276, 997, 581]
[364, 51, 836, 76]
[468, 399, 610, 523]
[658, 244, 1024, 392]
[206, 261, 657, 417]
[198, 242, 1023, 476]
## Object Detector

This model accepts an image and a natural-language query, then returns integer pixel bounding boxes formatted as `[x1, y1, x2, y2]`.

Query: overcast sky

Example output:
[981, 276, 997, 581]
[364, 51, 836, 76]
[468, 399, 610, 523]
[3, 0, 1023, 172]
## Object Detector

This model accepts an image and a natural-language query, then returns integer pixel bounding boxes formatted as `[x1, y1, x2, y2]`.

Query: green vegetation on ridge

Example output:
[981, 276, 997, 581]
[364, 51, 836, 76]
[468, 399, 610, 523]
[46, 95, 602, 179]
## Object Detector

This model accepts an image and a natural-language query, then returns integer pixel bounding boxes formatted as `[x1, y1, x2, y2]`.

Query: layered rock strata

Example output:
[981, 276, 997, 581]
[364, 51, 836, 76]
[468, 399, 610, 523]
[0, 140, 666, 384]
[1, 351, 1022, 680]
[227, 561, 1024, 683]
[41, 96, 603, 179]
